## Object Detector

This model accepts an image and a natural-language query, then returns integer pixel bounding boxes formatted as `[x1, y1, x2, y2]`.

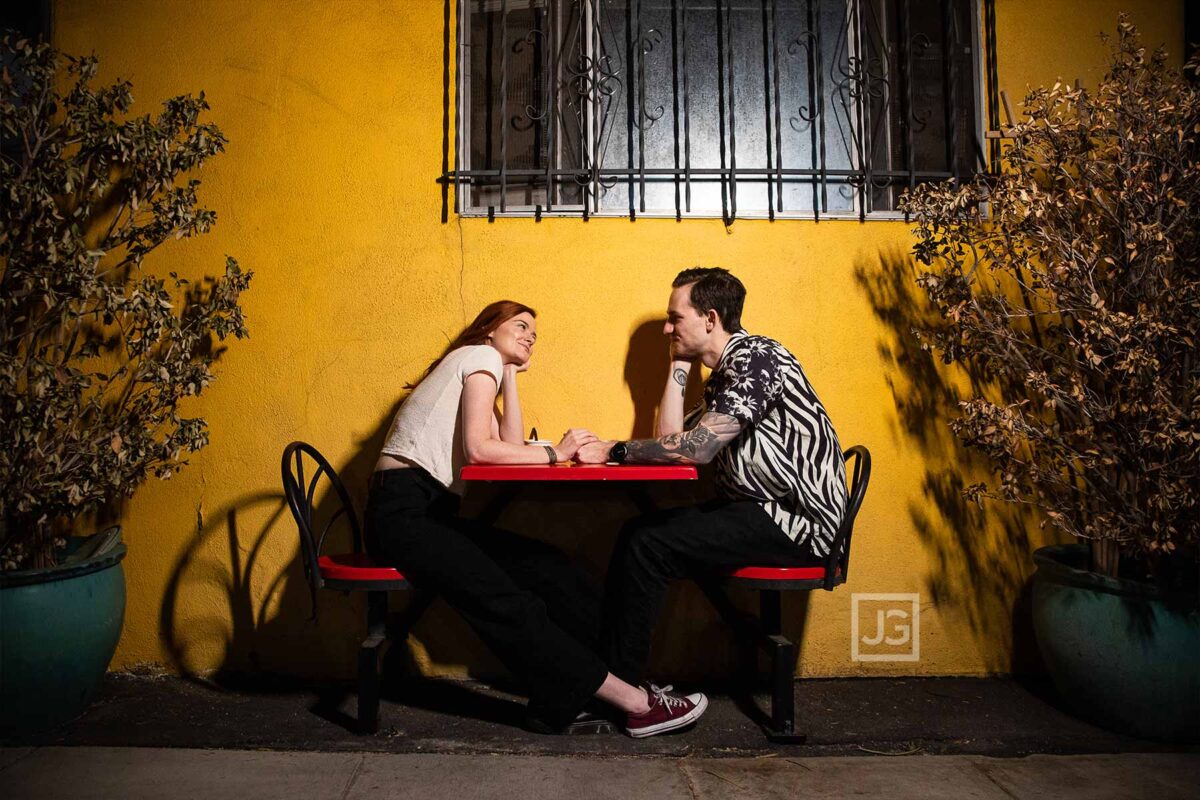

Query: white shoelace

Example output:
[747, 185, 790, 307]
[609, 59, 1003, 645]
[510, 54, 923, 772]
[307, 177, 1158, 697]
[648, 683, 688, 710]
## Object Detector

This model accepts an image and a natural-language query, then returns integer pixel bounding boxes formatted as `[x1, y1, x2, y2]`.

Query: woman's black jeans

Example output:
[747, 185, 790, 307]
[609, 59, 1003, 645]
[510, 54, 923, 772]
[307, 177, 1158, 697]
[364, 467, 609, 729]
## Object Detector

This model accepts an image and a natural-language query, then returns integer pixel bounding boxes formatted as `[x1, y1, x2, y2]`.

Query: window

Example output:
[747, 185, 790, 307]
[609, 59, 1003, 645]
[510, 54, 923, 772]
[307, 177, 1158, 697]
[450, 0, 989, 221]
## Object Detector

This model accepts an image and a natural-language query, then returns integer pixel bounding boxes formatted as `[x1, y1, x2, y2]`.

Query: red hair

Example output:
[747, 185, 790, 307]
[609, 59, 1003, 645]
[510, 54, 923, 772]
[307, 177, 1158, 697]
[407, 300, 536, 388]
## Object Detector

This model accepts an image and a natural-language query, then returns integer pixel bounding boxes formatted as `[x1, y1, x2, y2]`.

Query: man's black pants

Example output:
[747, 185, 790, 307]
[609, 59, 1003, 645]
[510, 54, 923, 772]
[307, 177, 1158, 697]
[602, 499, 821, 686]
[365, 467, 608, 729]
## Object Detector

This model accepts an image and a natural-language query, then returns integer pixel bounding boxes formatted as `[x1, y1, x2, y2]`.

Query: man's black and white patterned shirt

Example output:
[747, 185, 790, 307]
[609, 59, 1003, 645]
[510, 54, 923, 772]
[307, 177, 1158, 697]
[687, 331, 847, 556]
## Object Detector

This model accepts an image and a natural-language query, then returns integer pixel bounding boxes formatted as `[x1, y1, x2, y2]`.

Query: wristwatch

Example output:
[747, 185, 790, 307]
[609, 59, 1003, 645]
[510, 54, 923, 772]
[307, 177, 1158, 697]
[609, 441, 628, 464]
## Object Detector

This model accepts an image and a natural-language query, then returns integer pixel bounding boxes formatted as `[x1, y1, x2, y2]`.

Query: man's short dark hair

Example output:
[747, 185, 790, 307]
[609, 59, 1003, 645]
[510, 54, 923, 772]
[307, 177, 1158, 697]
[673, 267, 746, 333]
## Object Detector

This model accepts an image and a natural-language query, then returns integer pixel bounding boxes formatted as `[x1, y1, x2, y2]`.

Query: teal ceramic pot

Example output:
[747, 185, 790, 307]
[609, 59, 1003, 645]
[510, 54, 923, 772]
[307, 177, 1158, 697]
[0, 541, 127, 734]
[1032, 544, 1200, 742]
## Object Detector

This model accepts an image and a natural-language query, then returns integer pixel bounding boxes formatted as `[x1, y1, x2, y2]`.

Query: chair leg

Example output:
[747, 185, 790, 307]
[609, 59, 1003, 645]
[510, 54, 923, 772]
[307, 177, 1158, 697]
[358, 591, 389, 734]
[755, 590, 783, 692]
[763, 590, 805, 743]
[765, 633, 806, 743]
[698, 581, 807, 742]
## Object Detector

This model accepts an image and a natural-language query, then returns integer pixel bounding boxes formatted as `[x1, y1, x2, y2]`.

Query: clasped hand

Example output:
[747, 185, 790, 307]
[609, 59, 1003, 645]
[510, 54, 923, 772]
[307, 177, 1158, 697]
[554, 428, 599, 462]
[574, 441, 614, 464]
[528, 347, 691, 464]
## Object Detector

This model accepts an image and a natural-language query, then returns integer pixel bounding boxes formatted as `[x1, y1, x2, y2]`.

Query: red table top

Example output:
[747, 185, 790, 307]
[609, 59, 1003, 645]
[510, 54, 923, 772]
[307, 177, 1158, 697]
[461, 464, 698, 482]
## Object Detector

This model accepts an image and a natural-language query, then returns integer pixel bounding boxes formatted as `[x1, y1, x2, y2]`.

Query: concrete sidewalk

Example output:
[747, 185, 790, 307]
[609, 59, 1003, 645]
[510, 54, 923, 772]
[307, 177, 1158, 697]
[3, 746, 1199, 800]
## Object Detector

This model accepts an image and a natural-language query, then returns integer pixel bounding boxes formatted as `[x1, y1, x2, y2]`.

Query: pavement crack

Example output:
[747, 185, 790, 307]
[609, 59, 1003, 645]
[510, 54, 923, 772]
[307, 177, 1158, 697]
[676, 758, 701, 800]
[702, 768, 745, 789]
[339, 754, 366, 800]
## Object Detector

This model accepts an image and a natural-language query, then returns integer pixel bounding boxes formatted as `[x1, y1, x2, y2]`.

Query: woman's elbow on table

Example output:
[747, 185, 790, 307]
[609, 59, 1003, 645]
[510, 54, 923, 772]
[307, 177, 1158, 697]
[463, 431, 495, 464]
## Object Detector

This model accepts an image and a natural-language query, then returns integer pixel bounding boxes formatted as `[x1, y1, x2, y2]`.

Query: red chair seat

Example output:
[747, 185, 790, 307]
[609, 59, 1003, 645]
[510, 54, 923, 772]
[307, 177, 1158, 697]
[725, 565, 840, 581]
[319, 553, 405, 582]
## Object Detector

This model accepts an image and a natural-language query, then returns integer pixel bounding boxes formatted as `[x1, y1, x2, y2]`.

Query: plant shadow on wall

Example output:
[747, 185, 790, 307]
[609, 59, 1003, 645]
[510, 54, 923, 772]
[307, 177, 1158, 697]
[854, 248, 1053, 674]
[860, 17, 1200, 673]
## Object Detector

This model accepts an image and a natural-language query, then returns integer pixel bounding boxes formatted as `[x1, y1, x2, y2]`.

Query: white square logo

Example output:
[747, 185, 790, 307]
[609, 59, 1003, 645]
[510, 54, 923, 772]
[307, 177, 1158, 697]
[851, 593, 921, 662]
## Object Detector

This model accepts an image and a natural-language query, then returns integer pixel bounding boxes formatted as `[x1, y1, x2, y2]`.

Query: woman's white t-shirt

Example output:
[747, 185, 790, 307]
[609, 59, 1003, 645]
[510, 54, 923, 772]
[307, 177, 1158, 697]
[381, 345, 504, 495]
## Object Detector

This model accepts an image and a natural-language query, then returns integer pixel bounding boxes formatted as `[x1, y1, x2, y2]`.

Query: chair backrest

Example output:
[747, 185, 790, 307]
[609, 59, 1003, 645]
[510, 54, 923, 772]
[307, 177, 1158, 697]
[824, 445, 872, 590]
[280, 441, 364, 618]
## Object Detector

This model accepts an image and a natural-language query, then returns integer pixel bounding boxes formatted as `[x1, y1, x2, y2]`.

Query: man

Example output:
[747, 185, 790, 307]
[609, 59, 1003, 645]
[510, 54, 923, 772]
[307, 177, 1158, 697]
[577, 267, 848, 687]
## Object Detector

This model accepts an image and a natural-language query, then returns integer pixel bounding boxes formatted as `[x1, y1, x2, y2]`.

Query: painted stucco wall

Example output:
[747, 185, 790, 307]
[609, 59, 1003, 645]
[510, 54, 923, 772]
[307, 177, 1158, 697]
[51, 0, 1184, 682]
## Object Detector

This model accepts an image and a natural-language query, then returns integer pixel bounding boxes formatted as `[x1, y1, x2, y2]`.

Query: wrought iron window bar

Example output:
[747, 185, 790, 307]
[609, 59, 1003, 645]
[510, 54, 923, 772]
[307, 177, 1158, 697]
[444, 0, 995, 222]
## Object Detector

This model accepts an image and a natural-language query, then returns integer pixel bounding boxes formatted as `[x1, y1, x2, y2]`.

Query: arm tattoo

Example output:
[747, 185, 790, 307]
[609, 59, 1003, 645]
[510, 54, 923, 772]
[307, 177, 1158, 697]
[673, 367, 688, 397]
[623, 412, 744, 465]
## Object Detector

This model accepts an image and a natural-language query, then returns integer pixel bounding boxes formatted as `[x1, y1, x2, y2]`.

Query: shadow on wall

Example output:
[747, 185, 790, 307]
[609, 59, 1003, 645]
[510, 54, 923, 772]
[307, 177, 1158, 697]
[623, 316, 701, 438]
[853, 246, 1058, 674]
[625, 318, 669, 439]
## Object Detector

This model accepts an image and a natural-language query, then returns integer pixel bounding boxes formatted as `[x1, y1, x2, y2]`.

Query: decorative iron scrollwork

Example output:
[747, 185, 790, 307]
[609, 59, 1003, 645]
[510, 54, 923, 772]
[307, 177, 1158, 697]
[450, 0, 988, 220]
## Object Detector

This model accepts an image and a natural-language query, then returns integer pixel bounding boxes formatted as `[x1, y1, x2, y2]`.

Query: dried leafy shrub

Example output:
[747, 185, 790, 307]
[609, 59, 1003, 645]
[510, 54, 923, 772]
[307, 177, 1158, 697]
[1, 35, 252, 569]
[899, 19, 1198, 583]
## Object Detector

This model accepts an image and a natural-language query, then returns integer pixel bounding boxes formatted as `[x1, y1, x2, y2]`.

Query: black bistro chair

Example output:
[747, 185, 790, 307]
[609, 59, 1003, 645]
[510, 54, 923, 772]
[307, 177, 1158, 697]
[280, 441, 411, 733]
[700, 445, 872, 743]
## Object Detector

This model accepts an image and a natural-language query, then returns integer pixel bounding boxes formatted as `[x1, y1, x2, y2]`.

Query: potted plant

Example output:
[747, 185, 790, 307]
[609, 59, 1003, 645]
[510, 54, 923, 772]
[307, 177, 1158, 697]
[899, 18, 1199, 741]
[0, 34, 252, 733]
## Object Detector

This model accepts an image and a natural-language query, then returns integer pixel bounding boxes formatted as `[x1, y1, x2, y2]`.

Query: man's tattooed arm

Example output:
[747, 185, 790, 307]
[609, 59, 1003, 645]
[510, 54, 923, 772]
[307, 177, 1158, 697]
[624, 412, 744, 465]
[672, 367, 688, 397]
[655, 359, 693, 437]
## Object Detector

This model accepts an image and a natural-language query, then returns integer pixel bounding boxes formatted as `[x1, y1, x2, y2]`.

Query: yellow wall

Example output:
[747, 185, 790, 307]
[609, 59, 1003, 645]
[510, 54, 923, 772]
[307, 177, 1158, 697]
[52, 0, 1184, 682]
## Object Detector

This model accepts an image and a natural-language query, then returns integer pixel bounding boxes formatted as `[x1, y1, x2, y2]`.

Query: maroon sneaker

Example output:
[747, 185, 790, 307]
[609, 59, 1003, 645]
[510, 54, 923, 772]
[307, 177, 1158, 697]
[625, 684, 708, 738]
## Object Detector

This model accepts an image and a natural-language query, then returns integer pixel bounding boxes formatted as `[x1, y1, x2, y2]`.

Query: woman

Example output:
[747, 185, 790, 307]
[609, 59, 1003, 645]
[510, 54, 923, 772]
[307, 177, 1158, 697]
[365, 301, 707, 737]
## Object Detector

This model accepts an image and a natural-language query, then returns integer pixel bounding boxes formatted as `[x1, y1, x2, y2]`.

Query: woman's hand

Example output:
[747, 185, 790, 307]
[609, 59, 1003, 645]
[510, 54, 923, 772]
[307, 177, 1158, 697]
[575, 441, 614, 464]
[554, 428, 598, 462]
[503, 362, 528, 384]
[504, 357, 531, 379]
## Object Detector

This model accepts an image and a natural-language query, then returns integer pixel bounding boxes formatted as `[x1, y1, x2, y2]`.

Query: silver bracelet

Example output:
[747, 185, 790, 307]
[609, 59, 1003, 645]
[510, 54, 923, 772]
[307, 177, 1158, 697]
[543, 445, 557, 465]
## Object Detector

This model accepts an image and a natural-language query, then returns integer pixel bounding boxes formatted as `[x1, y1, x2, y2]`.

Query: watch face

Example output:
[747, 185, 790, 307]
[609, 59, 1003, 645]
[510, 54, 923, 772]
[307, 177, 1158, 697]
[611, 442, 627, 463]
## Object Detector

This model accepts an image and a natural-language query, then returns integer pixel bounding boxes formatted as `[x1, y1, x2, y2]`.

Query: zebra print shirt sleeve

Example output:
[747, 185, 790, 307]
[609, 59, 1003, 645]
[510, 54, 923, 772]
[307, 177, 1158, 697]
[706, 336, 785, 426]
[705, 332, 849, 557]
